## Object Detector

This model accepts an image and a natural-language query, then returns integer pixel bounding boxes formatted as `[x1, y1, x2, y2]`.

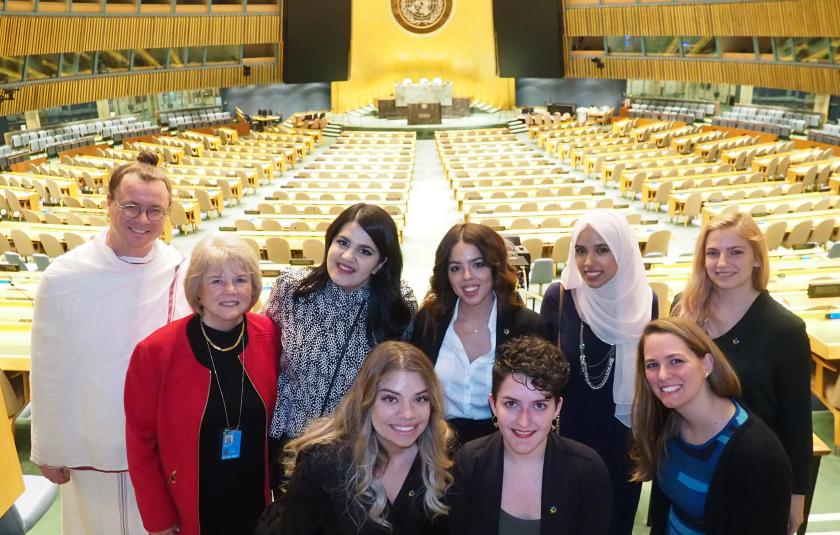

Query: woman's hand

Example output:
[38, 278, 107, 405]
[788, 494, 805, 535]
[36, 464, 70, 484]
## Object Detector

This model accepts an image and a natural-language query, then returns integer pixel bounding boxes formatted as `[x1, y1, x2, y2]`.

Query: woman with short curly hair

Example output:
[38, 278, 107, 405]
[448, 335, 612, 535]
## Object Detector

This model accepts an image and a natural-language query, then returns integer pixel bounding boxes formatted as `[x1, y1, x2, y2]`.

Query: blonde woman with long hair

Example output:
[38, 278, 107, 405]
[673, 213, 811, 534]
[632, 317, 791, 534]
[272, 341, 452, 534]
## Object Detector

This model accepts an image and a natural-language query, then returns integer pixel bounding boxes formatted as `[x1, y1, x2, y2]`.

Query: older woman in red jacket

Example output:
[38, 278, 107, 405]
[125, 234, 279, 535]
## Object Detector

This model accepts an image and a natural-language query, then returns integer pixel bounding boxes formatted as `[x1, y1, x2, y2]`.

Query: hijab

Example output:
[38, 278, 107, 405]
[559, 210, 652, 426]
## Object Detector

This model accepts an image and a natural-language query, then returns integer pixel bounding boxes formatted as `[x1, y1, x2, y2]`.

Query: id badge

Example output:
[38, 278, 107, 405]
[221, 429, 242, 460]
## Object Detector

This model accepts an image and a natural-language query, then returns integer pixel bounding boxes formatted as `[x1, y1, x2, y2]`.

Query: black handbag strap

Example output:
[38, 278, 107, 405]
[319, 303, 365, 417]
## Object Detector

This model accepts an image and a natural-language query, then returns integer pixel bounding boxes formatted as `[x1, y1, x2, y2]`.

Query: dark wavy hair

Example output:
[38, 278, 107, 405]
[418, 223, 520, 338]
[492, 336, 571, 402]
[294, 203, 412, 342]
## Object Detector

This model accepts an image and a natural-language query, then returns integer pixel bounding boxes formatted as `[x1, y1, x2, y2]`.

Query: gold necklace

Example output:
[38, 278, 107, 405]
[199, 319, 245, 352]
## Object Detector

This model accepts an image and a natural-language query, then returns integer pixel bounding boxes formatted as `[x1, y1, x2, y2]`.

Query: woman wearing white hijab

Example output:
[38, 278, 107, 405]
[540, 210, 655, 535]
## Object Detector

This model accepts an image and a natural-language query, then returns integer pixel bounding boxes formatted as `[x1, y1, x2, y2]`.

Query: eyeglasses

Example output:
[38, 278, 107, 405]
[114, 200, 168, 221]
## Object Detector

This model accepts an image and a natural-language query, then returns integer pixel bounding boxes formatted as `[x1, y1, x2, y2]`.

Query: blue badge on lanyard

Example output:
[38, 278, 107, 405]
[221, 429, 242, 460]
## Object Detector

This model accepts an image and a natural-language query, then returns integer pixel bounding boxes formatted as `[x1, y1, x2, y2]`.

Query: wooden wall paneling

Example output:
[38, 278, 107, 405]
[566, 57, 840, 95]
[0, 15, 282, 56]
[563, 0, 840, 37]
[0, 64, 281, 114]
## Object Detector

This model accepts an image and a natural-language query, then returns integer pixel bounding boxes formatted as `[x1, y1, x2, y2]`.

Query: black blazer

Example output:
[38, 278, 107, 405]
[448, 433, 612, 535]
[277, 443, 445, 535]
[409, 299, 548, 364]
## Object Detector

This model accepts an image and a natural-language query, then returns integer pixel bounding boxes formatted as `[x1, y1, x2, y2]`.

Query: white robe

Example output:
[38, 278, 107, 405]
[30, 231, 191, 471]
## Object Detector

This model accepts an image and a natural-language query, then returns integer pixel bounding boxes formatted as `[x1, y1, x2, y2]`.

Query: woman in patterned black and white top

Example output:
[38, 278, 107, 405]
[262, 203, 417, 486]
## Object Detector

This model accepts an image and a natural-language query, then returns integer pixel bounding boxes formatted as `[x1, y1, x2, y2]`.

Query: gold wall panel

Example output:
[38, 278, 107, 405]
[566, 57, 840, 95]
[0, 64, 280, 114]
[0, 15, 281, 56]
[331, 0, 514, 113]
[564, 0, 840, 37]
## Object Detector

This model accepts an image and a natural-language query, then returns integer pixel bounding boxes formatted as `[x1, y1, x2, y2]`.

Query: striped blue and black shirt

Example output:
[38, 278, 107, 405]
[657, 400, 748, 535]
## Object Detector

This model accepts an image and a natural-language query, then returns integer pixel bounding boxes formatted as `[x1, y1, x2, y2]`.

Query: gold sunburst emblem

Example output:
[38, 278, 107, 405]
[391, 0, 452, 34]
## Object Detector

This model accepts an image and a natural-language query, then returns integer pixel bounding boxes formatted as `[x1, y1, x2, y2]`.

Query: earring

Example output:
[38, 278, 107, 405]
[552, 415, 560, 433]
[491, 416, 498, 429]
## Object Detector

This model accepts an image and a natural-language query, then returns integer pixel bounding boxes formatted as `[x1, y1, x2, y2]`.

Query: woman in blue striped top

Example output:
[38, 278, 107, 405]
[631, 318, 791, 535]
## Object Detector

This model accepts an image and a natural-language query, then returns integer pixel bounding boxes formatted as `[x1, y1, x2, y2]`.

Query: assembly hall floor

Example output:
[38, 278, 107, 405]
[13, 131, 840, 534]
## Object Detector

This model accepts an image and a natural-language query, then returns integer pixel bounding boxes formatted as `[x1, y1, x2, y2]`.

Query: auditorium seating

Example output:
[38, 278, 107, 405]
[712, 105, 823, 138]
[628, 98, 716, 123]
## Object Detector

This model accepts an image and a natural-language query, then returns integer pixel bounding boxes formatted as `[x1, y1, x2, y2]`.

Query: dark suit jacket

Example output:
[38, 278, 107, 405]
[277, 442, 445, 535]
[409, 299, 548, 363]
[448, 433, 612, 535]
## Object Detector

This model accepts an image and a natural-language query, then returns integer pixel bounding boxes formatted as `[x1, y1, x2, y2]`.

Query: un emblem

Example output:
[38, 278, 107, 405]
[391, 0, 453, 34]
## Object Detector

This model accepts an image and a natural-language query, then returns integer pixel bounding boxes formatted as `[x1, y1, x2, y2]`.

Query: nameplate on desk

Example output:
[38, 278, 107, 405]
[808, 281, 840, 298]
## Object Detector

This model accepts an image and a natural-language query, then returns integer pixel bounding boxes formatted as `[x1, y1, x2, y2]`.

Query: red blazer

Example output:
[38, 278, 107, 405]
[125, 313, 279, 535]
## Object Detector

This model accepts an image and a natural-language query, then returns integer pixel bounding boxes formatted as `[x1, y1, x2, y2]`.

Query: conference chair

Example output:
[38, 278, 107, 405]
[63, 232, 86, 251]
[3, 252, 31, 271]
[302, 239, 325, 266]
[39, 233, 65, 259]
[169, 201, 194, 235]
[10, 229, 37, 262]
[522, 238, 545, 263]
[20, 210, 41, 224]
[643, 230, 671, 258]
[510, 218, 533, 230]
[261, 219, 284, 231]
[813, 197, 832, 211]
[257, 203, 276, 215]
[235, 219, 257, 231]
[265, 237, 291, 264]
[783, 220, 813, 249]
[4, 191, 24, 220]
[242, 238, 262, 260]
[526, 258, 556, 308]
[808, 219, 835, 248]
[801, 168, 818, 193]
[762, 221, 787, 251]
[64, 213, 85, 226]
[33, 254, 51, 271]
[648, 281, 672, 318]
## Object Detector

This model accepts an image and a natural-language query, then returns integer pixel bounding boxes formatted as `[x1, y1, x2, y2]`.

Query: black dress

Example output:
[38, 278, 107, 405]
[187, 316, 267, 535]
[540, 283, 657, 535]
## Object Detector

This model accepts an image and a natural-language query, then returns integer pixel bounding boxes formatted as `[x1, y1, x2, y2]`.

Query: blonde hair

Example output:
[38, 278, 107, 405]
[284, 342, 453, 530]
[184, 234, 262, 315]
[630, 318, 741, 481]
[674, 213, 769, 325]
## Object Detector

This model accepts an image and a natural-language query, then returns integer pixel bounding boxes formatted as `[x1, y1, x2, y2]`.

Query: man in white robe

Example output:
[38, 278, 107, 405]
[30, 157, 191, 535]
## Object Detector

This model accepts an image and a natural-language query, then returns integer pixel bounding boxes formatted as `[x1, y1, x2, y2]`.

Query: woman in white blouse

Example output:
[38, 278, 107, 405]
[409, 223, 547, 447]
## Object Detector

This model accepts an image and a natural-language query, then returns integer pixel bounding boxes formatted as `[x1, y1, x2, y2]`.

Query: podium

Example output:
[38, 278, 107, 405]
[407, 103, 442, 125]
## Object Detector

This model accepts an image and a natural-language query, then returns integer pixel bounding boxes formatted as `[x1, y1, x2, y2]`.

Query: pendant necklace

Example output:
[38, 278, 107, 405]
[578, 322, 615, 390]
[202, 325, 246, 460]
